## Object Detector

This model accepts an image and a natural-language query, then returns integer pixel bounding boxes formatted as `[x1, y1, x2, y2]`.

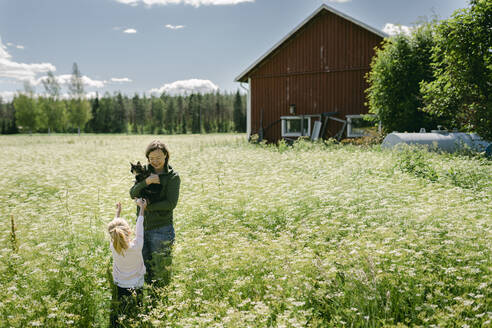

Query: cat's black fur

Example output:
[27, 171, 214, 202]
[130, 161, 151, 183]
[130, 161, 157, 202]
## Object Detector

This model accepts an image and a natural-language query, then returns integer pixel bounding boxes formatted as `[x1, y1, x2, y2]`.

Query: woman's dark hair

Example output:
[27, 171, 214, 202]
[145, 140, 170, 167]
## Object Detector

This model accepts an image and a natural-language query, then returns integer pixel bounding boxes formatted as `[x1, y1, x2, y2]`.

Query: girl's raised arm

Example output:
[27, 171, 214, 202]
[115, 202, 122, 218]
[134, 199, 146, 248]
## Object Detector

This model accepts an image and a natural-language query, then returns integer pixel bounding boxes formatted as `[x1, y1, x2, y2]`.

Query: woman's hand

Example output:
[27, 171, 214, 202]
[145, 174, 160, 185]
[135, 198, 147, 209]
[136, 198, 147, 216]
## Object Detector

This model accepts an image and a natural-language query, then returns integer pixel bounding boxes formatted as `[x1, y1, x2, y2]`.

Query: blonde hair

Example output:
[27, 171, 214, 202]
[107, 218, 132, 255]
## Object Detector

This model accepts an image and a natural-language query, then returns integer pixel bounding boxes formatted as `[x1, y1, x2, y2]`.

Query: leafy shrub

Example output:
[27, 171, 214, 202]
[366, 24, 440, 133]
[340, 133, 385, 147]
[249, 133, 260, 144]
[420, 0, 492, 140]
[446, 167, 483, 190]
[277, 139, 289, 153]
[396, 147, 439, 181]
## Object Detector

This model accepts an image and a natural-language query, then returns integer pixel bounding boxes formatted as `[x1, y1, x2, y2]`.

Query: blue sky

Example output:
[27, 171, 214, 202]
[0, 0, 470, 101]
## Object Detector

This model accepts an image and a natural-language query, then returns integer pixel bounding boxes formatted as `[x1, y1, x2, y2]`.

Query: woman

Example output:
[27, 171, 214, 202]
[130, 140, 180, 285]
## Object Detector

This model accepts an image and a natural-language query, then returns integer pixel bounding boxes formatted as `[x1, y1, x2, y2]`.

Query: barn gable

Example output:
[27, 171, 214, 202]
[236, 4, 386, 142]
[236, 4, 386, 82]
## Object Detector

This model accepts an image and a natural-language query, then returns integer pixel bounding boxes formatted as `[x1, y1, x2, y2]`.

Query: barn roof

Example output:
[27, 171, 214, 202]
[235, 4, 387, 83]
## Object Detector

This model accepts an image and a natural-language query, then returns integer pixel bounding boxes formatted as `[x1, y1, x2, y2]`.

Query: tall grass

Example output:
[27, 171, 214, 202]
[0, 134, 490, 327]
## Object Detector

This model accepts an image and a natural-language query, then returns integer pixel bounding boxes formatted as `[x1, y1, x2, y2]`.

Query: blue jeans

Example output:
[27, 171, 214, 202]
[142, 224, 175, 285]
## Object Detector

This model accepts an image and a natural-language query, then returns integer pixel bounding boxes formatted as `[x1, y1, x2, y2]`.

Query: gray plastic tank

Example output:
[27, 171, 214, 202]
[382, 131, 490, 153]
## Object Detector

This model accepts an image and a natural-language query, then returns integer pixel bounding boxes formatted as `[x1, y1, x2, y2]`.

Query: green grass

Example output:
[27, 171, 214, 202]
[0, 134, 491, 327]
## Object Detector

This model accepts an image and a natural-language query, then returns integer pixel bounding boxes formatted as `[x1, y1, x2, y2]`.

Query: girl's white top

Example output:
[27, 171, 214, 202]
[110, 215, 146, 288]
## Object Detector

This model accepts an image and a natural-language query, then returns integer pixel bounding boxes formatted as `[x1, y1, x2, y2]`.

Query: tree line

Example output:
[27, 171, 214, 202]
[366, 0, 491, 140]
[0, 64, 247, 135]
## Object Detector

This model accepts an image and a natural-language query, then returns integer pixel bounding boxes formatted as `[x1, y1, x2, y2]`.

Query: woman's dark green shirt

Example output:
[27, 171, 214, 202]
[130, 164, 180, 231]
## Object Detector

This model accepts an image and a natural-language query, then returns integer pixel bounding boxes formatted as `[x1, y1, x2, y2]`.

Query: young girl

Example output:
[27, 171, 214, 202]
[108, 199, 146, 326]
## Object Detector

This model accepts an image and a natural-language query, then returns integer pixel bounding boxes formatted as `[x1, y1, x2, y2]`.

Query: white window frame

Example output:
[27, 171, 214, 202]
[281, 116, 311, 137]
[346, 114, 380, 138]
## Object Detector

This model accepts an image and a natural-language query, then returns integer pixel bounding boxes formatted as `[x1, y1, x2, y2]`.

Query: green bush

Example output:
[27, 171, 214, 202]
[420, 0, 492, 140]
[396, 147, 439, 181]
[366, 24, 440, 133]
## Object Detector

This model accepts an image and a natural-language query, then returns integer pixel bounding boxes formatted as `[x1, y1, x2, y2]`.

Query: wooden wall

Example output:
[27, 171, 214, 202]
[248, 10, 383, 142]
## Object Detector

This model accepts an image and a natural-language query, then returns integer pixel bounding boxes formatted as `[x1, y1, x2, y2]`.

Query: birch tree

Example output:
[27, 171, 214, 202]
[67, 63, 91, 135]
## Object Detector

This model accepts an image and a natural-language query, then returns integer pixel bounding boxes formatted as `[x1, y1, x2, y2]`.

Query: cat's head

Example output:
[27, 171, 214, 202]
[130, 161, 145, 175]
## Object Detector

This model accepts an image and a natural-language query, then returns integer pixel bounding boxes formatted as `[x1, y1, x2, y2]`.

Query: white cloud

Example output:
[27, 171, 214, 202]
[35, 74, 106, 88]
[150, 78, 219, 95]
[165, 24, 185, 30]
[0, 37, 56, 83]
[116, 0, 254, 7]
[81, 76, 106, 88]
[0, 91, 16, 102]
[123, 28, 137, 34]
[55, 91, 99, 100]
[382, 23, 413, 36]
[85, 91, 99, 99]
[327, 0, 351, 2]
[0, 37, 111, 99]
[4, 41, 25, 50]
[111, 77, 132, 83]
[0, 41, 11, 60]
[0, 60, 55, 82]
[115, 0, 139, 6]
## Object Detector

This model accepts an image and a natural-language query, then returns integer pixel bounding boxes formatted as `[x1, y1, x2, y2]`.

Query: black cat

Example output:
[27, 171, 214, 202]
[130, 161, 157, 202]
[130, 161, 151, 183]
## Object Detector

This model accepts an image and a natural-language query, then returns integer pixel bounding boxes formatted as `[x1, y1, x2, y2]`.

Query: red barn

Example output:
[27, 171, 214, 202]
[235, 4, 386, 142]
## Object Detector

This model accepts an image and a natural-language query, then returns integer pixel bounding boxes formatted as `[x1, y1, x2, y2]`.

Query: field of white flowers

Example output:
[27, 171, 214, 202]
[0, 134, 490, 327]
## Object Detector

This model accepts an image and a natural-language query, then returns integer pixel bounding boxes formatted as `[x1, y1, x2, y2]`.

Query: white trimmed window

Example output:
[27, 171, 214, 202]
[281, 116, 311, 137]
[346, 114, 380, 138]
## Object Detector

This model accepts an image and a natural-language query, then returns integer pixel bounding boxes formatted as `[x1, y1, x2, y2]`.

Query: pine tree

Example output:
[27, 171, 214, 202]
[202, 93, 212, 133]
[191, 93, 203, 133]
[113, 92, 127, 133]
[165, 97, 176, 134]
[176, 95, 186, 134]
[133, 94, 144, 134]
[151, 96, 165, 134]
[141, 94, 151, 133]
[87, 95, 100, 133]
[215, 92, 224, 132]
[7, 103, 18, 134]
[233, 90, 245, 132]
[0, 97, 4, 134]
[99, 93, 113, 132]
